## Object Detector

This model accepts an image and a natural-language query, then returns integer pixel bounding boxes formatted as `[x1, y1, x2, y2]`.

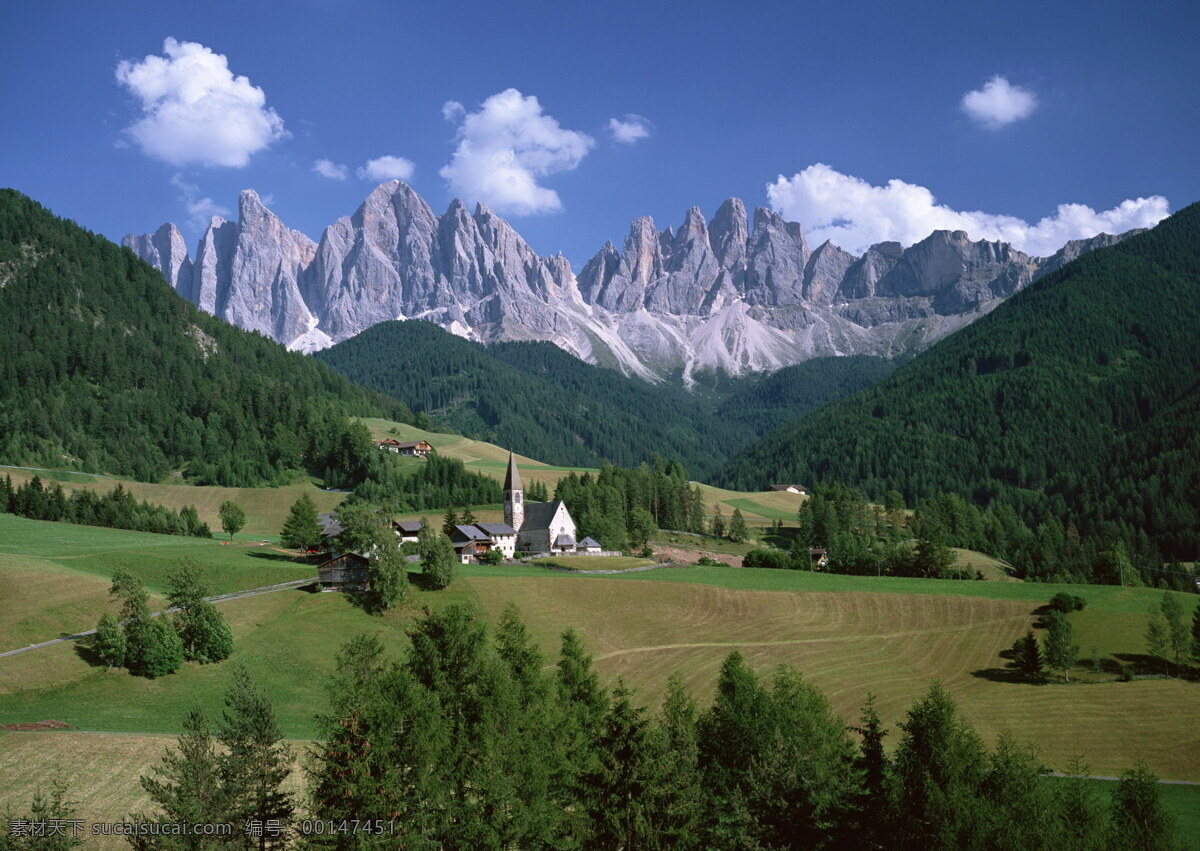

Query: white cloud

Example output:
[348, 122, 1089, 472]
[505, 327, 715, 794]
[961, 75, 1037, 129]
[313, 158, 349, 180]
[609, 114, 651, 144]
[767, 163, 1170, 257]
[170, 174, 231, 230]
[439, 88, 594, 215]
[442, 100, 465, 122]
[356, 155, 415, 182]
[116, 38, 287, 167]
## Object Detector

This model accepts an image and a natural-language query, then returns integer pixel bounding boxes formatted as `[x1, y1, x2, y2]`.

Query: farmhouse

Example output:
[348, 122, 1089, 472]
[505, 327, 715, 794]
[392, 519, 423, 542]
[377, 438, 433, 457]
[449, 524, 492, 564]
[475, 522, 518, 558]
[768, 483, 808, 495]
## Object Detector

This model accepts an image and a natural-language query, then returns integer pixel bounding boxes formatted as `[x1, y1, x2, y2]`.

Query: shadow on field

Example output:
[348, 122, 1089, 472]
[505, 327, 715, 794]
[72, 640, 103, 668]
[970, 666, 1043, 684]
[246, 551, 302, 563]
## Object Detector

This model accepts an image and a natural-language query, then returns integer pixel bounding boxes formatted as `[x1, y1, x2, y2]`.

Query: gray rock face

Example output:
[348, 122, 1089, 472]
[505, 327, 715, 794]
[125, 183, 1136, 382]
[123, 223, 193, 301]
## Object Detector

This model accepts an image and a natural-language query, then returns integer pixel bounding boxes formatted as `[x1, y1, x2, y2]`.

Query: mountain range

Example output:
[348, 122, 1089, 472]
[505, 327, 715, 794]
[124, 182, 1134, 381]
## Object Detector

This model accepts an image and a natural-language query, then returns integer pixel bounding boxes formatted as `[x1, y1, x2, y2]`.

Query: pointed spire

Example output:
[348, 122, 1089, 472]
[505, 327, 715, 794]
[504, 452, 522, 493]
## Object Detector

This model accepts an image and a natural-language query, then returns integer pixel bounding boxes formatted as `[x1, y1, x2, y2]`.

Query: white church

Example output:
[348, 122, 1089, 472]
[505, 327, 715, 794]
[504, 453, 601, 556]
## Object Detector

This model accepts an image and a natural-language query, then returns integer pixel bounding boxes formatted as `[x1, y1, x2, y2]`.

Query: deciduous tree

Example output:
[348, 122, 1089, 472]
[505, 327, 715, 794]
[218, 500, 246, 541]
[419, 525, 456, 590]
[1042, 610, 1078, 683]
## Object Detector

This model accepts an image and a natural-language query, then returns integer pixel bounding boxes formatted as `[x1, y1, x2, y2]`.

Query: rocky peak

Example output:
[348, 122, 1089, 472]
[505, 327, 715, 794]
[709, 198, 749, 271]
[123, 222, 193, 301]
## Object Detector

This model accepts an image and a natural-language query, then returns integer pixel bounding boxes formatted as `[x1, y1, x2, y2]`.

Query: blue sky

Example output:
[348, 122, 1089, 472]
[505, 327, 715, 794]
[2, 0, 1197, 264]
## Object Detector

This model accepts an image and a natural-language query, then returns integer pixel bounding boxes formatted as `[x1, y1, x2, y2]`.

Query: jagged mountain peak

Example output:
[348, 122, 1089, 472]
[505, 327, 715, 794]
[126, 182, 1138, 382]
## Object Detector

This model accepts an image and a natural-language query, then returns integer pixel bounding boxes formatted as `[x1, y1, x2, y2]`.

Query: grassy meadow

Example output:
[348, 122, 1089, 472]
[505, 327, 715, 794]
[0, 465, 346, 538]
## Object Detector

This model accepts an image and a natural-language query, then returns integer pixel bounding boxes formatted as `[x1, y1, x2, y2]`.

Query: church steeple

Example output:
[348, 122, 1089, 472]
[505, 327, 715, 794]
[504, 452, 524, 532]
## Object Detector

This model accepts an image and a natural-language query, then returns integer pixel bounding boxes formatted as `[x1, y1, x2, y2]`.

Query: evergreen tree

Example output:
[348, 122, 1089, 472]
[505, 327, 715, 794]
[132, 706, 226, 848]
[218, 500, 246, 541]
[362, 526, 407, 613]
[889, 682, 989, 849]
[217, 668, 293, 850]
[419, 524, 456, 590]
[460, 506, 476, 526]
[710, 504, 725, 539]
[727, 508, 748, 543]
[1011, 630, 1044, 678]
[1042, 610, 1078, 683]
[1, 779, 85, 850]
[442, 506, 459, 538]
[579, 682, 667, 849]
[1108, 763, 1179, 850]
[92, 613, 126, 670]
[650, 676, 702, 848]
[851, 693, 889, 840]
[278, 494, 322, 553]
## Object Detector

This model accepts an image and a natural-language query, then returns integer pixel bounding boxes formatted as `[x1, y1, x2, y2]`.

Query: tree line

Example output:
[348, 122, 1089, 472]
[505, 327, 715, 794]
[55, 603, 1184, 849]
[0, 475, 211, 538]
[554, 459, 707, 552]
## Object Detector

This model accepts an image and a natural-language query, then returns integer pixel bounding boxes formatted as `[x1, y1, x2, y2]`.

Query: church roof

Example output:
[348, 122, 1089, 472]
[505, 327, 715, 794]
[521, 500, 567, 532]
[504, 452, 522, 492]
[555, 533, 576, 548]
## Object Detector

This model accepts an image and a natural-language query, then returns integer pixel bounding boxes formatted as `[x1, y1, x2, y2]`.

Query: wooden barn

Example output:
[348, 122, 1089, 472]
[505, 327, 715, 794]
[317, 552, 370, 591]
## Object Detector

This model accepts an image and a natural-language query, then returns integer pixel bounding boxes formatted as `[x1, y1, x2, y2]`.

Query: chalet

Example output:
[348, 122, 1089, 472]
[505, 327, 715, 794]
[392, 520, 423, 543]
[450, 524, 492, 564]
[769, 484, 809, 495]
[475, 522, 518, 558]
[377, 439, 434, 457]
[317, 552, 370, 591]
[503, 453, 579, 555]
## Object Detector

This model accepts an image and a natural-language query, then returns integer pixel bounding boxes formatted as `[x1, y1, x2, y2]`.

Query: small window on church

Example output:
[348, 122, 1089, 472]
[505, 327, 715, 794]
[514, 493, 521, 503]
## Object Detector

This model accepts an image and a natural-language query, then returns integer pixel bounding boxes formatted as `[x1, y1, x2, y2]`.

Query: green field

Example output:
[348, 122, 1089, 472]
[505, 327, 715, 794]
[0, 465, 346, 537]
[1, 515, 1197, 784]
[0, 514, 317, 598]
[532, 556, 658, 571]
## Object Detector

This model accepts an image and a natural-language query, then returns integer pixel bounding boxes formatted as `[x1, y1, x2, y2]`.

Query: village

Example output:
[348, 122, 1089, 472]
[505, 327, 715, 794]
[315, 447, 609, 591]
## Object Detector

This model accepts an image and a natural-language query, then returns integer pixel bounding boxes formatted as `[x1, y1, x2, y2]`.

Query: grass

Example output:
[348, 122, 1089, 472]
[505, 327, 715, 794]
[1, 553, 1196, 780]
[0, 466, 345, 537]
[0, 731, 309, 850]
[0, 514, 317, 599]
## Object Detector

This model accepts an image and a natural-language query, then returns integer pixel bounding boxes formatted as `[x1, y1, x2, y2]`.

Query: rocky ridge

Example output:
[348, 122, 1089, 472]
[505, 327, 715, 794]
[124, 182, 1132, 381]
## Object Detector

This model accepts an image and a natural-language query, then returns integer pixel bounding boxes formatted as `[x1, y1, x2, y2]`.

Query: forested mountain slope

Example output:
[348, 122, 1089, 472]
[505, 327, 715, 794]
[716, 201, 1200, 560]
[315, 319, 893, 476]
[0, 190, 412, 486]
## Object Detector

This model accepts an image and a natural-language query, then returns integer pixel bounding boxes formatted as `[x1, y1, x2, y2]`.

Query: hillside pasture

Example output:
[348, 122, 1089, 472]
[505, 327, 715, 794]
[0, 465, 345, 537]
[0, 514, 316, 598]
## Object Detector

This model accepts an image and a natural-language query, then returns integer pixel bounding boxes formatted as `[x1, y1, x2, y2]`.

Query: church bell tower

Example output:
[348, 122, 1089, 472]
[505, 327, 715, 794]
[504, 452, 524, 532]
